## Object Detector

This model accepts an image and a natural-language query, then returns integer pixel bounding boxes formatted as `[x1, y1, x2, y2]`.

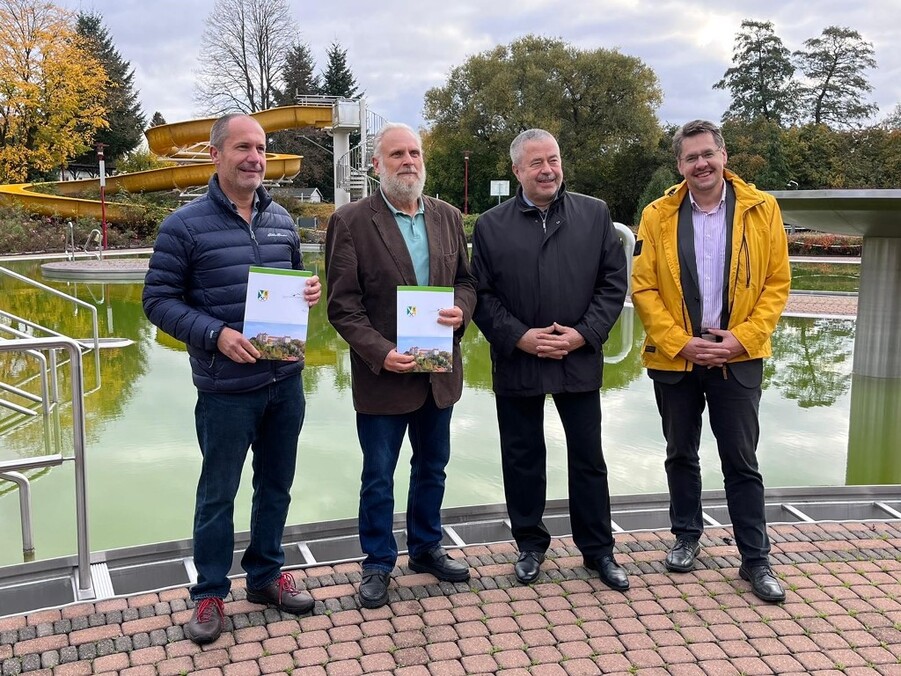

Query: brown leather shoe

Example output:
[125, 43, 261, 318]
[184, 597, 225, 645]
[246, 572, 314, 615]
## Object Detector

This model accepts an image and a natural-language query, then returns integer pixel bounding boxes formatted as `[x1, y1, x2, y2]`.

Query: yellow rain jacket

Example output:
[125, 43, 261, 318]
[631, 170, 791, 372]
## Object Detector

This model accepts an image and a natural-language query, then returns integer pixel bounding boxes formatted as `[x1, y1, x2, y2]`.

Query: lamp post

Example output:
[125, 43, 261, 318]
[96, 143, 108, 252]
[463, 150, 471, 215]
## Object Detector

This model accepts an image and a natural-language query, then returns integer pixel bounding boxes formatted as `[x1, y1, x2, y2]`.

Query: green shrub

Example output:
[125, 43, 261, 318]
[0, 206, 154, 254]
[462, 213, 480, 242]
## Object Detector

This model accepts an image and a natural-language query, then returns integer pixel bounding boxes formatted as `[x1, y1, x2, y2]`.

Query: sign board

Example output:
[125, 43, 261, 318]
[490, 180, 510, 197]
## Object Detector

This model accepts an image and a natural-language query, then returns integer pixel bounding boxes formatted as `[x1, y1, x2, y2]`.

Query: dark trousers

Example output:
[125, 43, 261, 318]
[653, 366, 770, 566]
[192, 374, 304, 599]
[495, 390, 614, 559]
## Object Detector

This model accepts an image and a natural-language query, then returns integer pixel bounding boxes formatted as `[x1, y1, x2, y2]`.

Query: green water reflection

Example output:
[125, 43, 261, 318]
[0, 257, 857, 566]
[790, 262, 860, 293]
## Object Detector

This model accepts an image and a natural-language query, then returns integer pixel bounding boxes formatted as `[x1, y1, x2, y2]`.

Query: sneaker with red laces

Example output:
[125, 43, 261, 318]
[246, 572, 314, 615]
[184, 597, 225, 645]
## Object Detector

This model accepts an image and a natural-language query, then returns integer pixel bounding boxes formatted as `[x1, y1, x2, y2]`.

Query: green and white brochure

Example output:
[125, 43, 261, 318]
[242, 266, 312, 361]
[396, 285, 454, 372]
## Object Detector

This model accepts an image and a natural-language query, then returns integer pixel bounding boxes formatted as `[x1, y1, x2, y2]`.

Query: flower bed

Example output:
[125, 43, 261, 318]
[787, 232, 862, 257]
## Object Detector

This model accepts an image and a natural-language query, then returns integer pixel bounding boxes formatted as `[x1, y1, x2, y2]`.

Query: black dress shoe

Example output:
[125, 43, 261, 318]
[739, 564, 785, 603]
[184, 597, 225, 645]
[514, 551, 545, 584]
[409, 547, 470, 582]
[584, 555, 629, 592]
[664, 538, 701, 573]
[246, 572, 314, 615]
[359, 569, 391, 609]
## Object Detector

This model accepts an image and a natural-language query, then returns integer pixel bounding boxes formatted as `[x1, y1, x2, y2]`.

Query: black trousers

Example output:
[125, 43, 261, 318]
[653, 365, 770, 566]
[495, 390, 614, 559]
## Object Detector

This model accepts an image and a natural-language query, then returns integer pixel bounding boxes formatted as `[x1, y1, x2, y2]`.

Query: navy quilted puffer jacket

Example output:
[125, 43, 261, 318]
[143, 175, 305, 393]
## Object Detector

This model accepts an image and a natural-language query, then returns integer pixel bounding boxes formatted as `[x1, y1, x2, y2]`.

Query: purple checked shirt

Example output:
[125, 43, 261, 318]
[690, 182, 727, 332]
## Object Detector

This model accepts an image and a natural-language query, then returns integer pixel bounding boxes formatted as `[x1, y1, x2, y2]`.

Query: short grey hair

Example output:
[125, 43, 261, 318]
[510, 129, 557, 166]
[372, 122, 422, 161]
[209, 113, 258, 149]
[672, 120, 725, 159]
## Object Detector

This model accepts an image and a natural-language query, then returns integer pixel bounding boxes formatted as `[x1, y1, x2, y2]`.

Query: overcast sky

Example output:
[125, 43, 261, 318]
[59, 0, 901, 131]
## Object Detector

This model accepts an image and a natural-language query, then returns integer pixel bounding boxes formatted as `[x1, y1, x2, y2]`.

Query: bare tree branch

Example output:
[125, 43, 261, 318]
[193, 0, 297, 115]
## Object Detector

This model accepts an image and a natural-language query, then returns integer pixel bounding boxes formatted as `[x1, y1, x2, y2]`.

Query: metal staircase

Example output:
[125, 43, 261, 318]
[334, 104, 387, 202]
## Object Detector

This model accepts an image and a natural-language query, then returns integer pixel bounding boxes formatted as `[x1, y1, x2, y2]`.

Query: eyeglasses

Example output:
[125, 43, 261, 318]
[680, 149, 722, 164]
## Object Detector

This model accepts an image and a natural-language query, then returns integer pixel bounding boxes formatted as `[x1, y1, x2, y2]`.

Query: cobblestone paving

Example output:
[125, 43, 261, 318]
[3, 522, 901, 675]
[784, 293, 857, 317]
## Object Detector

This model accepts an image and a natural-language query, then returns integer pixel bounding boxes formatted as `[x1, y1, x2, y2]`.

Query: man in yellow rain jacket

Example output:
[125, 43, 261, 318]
[632, 119, 790, 603]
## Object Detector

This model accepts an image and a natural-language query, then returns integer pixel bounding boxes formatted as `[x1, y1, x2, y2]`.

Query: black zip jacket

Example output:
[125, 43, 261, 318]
[471, 184, 627, 396]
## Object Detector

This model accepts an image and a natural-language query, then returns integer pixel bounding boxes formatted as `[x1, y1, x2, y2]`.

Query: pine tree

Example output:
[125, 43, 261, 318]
[150, 111, 167, 127]
[75, 11, 145, 165]
[278, 42, 320, 105]
[320, 42, 360, 97]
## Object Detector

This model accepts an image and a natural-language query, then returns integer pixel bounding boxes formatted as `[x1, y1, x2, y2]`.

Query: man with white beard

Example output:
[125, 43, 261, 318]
[325, 123, 477, 609]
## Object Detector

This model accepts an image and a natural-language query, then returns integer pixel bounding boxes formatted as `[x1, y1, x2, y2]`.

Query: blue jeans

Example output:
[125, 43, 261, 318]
[191, 373, 304, 599]
[356, 393, 452, 572]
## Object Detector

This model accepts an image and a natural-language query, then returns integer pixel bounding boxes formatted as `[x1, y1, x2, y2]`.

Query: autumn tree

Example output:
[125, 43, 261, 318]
[423, 35, 662, 220]
[74, 11, 145, 165]
[794, 26, 877, 128]
[194, 0, 297, 114]
[0, 0, 107, 182]
[715, 20, 796, 125]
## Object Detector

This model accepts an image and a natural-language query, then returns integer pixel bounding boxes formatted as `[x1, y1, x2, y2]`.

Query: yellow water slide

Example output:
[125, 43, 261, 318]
[0, 105, 334, 222]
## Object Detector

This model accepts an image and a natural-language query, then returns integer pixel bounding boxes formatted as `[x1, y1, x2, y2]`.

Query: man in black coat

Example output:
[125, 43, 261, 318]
[471, 129, 629, 591]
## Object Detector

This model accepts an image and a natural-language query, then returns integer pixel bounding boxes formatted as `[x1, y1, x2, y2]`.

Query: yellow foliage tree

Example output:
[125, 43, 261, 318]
[0, 0, 108, 182]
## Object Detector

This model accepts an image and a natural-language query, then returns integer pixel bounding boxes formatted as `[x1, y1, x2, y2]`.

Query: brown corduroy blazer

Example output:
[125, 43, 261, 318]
[325, 193, 476, 414]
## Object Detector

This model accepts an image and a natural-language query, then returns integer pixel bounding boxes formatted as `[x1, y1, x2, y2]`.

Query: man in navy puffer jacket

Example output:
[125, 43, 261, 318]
[143, 113, 321, 645]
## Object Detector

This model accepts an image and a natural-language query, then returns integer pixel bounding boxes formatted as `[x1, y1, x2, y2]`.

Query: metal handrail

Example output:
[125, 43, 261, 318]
[0, 266, 101, 391]
[0, 337, 91, 596]
[603, 223, 638, 365]
[0, 320, 54, 415]
[0, 472, 34, 556]
[613, 222, 636, 295]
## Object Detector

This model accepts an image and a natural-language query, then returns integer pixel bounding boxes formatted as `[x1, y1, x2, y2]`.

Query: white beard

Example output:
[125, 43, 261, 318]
[381, 165, 427, 205]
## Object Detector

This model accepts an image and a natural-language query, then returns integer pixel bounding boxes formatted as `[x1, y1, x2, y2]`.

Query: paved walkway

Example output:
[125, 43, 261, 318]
[784, 292, 857, 318]
[3, 521, 900, 675]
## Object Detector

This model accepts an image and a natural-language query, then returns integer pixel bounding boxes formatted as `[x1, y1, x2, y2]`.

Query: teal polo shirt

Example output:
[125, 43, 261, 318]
[381, 190, 429, 286]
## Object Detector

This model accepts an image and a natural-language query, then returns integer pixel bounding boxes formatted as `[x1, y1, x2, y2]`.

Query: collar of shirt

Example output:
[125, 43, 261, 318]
[229, 194, 261, 218]
[688, 180, 726, 214]
[521, 191, 557, 215]
[380, 189, 425, 218]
